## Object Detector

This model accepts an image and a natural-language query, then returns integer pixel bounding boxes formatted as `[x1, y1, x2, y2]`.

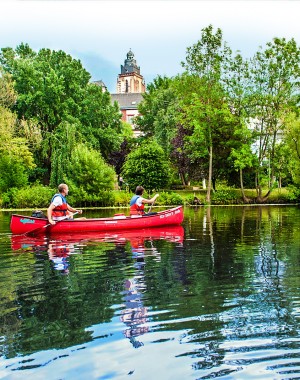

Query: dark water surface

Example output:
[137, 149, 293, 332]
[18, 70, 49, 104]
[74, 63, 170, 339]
[0, 206, 300, 379]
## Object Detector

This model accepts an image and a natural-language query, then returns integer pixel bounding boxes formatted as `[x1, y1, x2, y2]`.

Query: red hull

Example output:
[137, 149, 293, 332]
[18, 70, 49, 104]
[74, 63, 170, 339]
[10, 206, 184, 235]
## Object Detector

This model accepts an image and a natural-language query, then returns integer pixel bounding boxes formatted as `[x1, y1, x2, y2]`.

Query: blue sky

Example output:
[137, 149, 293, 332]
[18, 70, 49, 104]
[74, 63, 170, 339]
[1, 1, 300, 92]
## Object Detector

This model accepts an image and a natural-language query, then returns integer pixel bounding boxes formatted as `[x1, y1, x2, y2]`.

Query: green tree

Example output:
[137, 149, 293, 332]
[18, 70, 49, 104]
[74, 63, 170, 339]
[136, 76, 179, 154]
[0, 72, 35, 192]
[181, 25, 233, 202]
[49, 121, 79, 186]
[122, 140, 170, 192]
[68, 143, 116, 193]
[79, 83, 122, 160]
[283, 112, 300, 186]
[248, 37, 300, 201]
[0, 44, 122, 184]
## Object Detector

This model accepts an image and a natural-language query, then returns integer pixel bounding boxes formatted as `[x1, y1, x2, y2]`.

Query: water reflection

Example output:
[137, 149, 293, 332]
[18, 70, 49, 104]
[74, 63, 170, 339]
[1, 206, 300, 379]
[11, 226, 184, 273]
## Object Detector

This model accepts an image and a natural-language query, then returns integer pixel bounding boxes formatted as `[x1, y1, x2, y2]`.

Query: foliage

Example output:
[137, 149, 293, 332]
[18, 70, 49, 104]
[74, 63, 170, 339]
[247, 37, 300, 199]
[0, 44, 122, 184]
[0, 155, 29, 193]
[136, 76, 179, 154]
[180, 25, 237, 202]
[108, 138, 135, 176]
[211, 189, 241, 204]
[122, 140, 171, 192]
[112, 190, 131, 206]
[0, 104, 35, 192]
[67, 187, 116, 207]
[4, 184, 54, 208]
[283, 113, 300, 186]
[49, 121, 79, 186]
[155, 192, 184, 206]
[68, 143, 116, 193]
[78, 83, 122, 160]
[0, 68, 17, 107]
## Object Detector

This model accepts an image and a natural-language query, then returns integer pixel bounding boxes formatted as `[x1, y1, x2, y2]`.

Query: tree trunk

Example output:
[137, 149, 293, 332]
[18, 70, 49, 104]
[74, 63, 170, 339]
[240, 168, 251, 203]
[206, 144, 213, 203]
[179, 172, 187, 186]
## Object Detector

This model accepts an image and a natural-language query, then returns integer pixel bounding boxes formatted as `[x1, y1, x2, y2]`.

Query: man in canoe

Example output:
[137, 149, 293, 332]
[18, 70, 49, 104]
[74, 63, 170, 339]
[129, 186, 159, 215]
[47, 183, 83, 225]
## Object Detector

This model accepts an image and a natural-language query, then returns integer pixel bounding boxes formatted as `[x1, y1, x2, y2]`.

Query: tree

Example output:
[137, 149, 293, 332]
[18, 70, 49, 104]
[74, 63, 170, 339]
[181, 25, 233, 202]
[0, 44, 122, 184]
[68, 143, 116, 193]
[122, 140, 171, 192]
[0, 68, 17, 107]
[136, 76, 179, 155]
[79, 83, 122, 160]
[283, 112, 300, 186]
[0, 71, 35, 192]
[248, 37, 300, 201]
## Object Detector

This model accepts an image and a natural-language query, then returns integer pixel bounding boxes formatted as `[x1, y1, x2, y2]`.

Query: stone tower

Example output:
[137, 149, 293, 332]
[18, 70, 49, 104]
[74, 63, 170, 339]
[116, 49, 145, 94]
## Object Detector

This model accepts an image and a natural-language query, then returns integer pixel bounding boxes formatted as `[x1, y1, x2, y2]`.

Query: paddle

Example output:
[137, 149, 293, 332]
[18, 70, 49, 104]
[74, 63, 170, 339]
[147, 199, 156, 214]
[24, 212, 79, 236]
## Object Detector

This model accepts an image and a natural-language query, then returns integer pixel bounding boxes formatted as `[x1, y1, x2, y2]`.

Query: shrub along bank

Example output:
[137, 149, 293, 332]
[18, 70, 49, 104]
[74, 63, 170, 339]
[0, 184, 299, 210]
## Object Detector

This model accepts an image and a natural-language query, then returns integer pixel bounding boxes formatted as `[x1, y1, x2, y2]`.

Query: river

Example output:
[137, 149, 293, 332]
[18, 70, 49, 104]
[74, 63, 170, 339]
[0, 205, 300, 379]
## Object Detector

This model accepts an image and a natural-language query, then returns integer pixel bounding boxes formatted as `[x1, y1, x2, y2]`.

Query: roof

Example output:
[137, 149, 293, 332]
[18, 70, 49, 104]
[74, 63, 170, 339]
[111, 93, 144, 109]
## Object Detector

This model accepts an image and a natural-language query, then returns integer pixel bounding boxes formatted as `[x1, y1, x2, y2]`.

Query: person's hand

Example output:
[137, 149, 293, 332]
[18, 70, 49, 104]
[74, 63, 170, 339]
[155, 194, 159, 199]
[48, 219, 56, 225]
[76, 209, 83, 214]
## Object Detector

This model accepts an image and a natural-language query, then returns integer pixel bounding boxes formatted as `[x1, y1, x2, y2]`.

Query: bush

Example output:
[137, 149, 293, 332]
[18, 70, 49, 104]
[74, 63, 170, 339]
[8, 184, 55, 208]
[283, 185, 300, 202]
[211, 189, 240, 205]
[67, 186, 116, 207]
[156, 191, 184, 206]
[113, 190, 131, 206]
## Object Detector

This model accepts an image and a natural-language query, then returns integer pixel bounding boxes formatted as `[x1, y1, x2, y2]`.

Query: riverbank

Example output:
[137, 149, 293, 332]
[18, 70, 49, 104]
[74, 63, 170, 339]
[0, 186, 299, 211]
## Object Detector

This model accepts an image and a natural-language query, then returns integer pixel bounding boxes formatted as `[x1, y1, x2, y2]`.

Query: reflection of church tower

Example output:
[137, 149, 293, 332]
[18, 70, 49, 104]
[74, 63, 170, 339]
[117, 49, 145, 94]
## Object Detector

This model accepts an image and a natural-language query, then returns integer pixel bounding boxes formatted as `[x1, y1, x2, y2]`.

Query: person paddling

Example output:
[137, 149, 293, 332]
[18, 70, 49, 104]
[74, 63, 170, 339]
[129, 186, 159, 216]
[47, 183, 83, 225]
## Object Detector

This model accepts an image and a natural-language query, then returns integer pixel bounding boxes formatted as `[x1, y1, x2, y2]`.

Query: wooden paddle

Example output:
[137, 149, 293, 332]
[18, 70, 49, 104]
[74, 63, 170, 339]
[24, 212, 79, 236]
[147, 199, 156, 214]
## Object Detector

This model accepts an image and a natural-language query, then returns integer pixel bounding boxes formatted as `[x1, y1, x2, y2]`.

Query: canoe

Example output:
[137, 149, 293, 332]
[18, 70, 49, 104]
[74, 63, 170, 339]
[10, 206, 184, 235]
[11, 225, 184, 250]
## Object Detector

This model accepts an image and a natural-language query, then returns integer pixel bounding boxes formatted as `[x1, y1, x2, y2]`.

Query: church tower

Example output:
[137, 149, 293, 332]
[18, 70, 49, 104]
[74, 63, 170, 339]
[117, 49, 145, 93]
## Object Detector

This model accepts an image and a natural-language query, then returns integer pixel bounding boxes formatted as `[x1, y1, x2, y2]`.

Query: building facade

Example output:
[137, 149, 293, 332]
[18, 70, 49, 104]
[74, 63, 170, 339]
[111, 49, 145, 136]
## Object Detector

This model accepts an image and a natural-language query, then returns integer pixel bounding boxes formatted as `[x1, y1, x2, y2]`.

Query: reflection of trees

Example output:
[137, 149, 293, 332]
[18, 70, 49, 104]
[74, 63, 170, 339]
[152, 206, 300, 373]
[1, 238, 131, 358]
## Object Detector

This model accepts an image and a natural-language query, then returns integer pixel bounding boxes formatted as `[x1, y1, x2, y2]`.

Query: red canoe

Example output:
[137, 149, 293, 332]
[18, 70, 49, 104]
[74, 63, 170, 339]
[10, 206, 184, 235]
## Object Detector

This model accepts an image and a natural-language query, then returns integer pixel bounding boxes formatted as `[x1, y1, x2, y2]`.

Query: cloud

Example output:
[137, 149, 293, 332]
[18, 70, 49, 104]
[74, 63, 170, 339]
[1, 1, 300, 92]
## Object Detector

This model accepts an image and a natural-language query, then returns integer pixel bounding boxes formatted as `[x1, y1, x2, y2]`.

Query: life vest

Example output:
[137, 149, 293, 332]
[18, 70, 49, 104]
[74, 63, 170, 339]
[51, 193, 68, 217]
[129, 195, 145, 215]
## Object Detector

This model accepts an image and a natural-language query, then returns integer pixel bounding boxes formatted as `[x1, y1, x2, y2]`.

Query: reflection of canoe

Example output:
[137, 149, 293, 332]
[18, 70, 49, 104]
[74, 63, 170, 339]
[10, 206, 184, 235]
[11, 225, 185, 250]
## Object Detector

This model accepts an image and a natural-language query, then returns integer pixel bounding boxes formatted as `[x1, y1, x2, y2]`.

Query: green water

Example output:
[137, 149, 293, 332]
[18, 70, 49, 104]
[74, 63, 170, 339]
[0, 205, 300, 379]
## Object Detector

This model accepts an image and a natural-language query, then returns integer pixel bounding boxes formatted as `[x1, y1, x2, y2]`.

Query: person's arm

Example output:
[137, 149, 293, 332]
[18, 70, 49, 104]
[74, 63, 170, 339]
[47, 203, 56, 225]
[67, 204, 83, 214]
[141, 194, 159, 204]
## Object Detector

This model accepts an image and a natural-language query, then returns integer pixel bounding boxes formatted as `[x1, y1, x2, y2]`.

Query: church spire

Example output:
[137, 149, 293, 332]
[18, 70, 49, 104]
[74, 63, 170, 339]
[121, 49, 140, 75]
[117, 49, 145, 94]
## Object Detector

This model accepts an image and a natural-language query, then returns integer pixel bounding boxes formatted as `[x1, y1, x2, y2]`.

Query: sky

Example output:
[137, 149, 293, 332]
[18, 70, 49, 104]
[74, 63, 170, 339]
[1, 0, 300, 92]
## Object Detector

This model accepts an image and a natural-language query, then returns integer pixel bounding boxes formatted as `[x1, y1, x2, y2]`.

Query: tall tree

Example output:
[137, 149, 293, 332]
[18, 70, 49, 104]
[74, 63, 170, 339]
[248, 37, 300, 201]
[181, 25, 232, 202]
[0, 43, 122, 184]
